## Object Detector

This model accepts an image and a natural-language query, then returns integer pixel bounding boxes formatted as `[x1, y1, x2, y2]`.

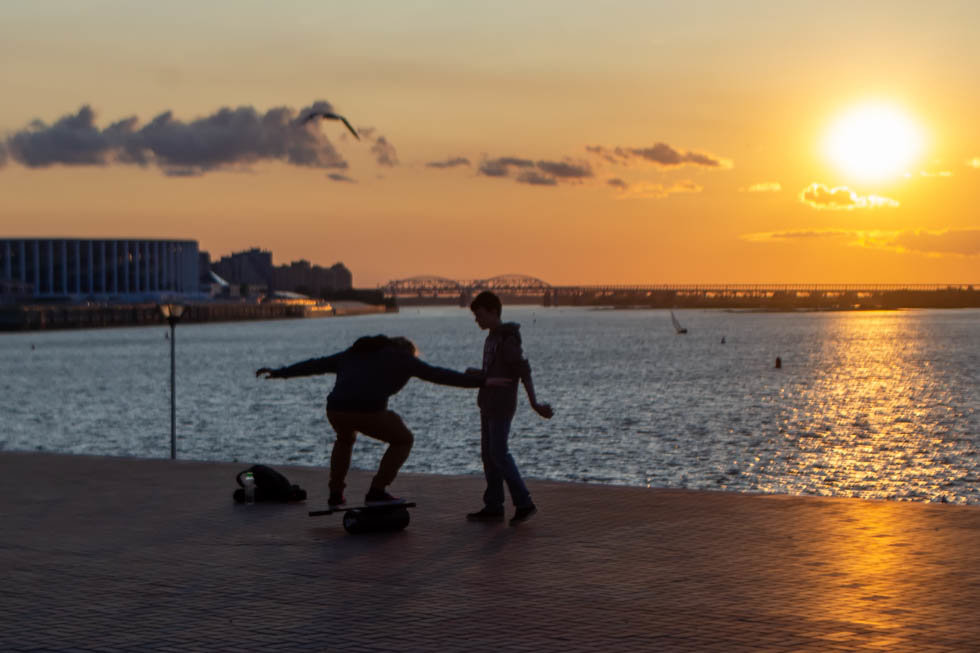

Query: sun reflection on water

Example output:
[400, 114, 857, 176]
[755, 312, 976, 503]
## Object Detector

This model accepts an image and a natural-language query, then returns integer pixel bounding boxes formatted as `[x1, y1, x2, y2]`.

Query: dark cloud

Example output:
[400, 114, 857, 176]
[3, 101, 359, 176]
[370, 135, 398, 167]
[0, 142, 7, 167]
[7, 106, 114, 166]
[477, 156, 589, 187]
[515, 171, 558, 186]
[327, 173, 357, 183]
[607, 177, 628, 189]
[536, 159, 592, 179]
[622, 144, 724, 167]
[426, 156, 471, 168]
[587, 143, 728, 168]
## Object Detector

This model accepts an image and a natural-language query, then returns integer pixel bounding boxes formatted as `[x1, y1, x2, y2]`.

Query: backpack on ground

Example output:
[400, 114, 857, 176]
[233, 464, 307, 503]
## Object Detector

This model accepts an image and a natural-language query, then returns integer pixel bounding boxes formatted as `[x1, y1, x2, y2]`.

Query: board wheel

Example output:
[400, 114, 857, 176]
[342, 506, 411, 534]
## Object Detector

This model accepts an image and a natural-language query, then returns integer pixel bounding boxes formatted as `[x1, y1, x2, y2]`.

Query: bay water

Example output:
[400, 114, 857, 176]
[2, 306, 977, 503]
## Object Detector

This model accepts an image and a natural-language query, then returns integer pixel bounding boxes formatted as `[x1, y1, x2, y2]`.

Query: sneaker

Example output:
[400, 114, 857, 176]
[328, 493, 346, 509]
[466, 507, 505, 522]
[364, 488, 404, 505]
[510, 504, 538, 525]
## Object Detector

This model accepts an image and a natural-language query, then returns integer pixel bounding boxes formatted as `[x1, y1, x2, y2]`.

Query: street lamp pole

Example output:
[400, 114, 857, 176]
[158, 304, 185, 459]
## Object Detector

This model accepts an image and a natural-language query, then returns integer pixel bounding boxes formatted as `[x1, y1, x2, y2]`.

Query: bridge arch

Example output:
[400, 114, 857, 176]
[473, 274, 552, 290]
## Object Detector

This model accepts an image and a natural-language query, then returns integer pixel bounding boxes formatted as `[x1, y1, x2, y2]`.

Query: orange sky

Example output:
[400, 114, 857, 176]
[1, 1, 978, 286]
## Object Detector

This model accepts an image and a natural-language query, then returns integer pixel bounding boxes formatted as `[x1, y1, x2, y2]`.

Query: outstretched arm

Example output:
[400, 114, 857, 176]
[411, 358, 486, 388]
[256, 352, 343, 379]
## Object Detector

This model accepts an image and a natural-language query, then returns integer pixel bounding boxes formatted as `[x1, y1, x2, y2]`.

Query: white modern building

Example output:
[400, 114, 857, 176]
[0, 238, 199, 301]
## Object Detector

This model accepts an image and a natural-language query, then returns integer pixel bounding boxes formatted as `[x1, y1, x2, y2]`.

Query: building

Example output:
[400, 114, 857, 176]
[210, 248, 273, 292]
[210, 248, 352, 297]
[271, 259, 352, 296]
[0, 238, 200, 301]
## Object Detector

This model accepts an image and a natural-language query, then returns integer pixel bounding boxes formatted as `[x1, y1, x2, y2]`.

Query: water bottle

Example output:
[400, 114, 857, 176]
[243, 471, 256, 504]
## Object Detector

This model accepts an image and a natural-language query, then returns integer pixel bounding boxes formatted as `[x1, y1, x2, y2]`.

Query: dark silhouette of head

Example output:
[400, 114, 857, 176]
[470, 291, 502, 317]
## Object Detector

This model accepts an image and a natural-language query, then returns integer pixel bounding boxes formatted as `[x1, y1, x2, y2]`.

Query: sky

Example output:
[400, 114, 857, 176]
[1, 0, 978, 286]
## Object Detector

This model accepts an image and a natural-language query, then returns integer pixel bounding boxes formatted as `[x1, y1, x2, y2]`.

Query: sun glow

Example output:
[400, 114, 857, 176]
[824, 103, 924, 182]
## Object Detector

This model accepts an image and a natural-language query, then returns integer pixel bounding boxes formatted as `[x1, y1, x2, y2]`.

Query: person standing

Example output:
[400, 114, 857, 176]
[466, 291, 553, 525]
[257, 335, 500, 507]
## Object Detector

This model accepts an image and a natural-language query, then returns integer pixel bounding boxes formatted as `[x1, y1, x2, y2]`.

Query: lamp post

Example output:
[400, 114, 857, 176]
[158, 304, 185, 459]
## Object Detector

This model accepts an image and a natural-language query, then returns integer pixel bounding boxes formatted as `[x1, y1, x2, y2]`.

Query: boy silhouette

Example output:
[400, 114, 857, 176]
[466, 291, 553, 525]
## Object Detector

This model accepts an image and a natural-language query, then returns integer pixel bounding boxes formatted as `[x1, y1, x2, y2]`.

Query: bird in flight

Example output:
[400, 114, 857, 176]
[302, 111, 359, 140]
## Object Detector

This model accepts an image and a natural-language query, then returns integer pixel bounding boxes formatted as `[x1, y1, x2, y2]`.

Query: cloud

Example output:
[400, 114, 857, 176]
[607, 177, 628, 189]
[426, 157, 470, 169]
[799, 183, 899, 210]
[614, 180, 702, 199]
[515, 171, 558, 186]
[741, 181, 782, 193]
[741, 229, 854, 243]
[912, 170, 953, 177]
[2, 101, 367, 176]
[477, 156, 591, 187]
[0, 142, 7, 167]
[327, 173, 357, 183]
[535, 159, 593, 180]
[588, 143, 730, 168]
[477, 156, 533, 177]
[370, 135, 398, 167]
[967, 157, 980, 169]
[891, 229, 980, 257]
[741, 228, 980, 257]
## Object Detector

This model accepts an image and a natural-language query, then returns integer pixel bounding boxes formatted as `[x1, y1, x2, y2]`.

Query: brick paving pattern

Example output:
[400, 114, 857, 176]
[2, 451, 979, 651]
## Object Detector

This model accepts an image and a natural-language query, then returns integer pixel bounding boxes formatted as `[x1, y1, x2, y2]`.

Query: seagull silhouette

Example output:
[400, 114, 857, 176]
[302, 111, 360, 140]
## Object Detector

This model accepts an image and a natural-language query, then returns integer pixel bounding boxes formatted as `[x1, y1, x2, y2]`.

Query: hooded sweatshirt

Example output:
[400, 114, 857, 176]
[477, 322, 532, 416]
[270, 336, 484, 412]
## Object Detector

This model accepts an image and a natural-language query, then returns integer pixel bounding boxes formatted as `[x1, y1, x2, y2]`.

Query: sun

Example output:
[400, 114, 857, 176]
[823, 103, 924, 182]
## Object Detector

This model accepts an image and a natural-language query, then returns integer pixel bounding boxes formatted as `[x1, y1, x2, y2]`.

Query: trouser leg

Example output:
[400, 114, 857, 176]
[480, 413, 505, 511]
[482, 413, 532, 508]
[326, 410, 358, 494]
[354, 410, 414, 490]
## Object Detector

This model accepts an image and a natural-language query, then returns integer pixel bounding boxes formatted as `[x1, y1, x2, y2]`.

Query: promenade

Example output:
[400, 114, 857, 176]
[2, 452, 980, 652]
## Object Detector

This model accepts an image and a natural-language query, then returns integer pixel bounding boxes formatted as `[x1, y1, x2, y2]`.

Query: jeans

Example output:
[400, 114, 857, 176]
[326, 409, 413, 493]
[480, 413, 532, 510]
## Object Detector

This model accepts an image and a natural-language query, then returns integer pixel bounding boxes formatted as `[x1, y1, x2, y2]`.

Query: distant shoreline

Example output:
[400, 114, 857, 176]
[0, 300, 392, 332]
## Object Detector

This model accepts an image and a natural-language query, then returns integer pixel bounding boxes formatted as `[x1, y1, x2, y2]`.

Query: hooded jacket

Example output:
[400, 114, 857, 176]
[477, 322, 532, 416]
[269, 336, 484, 413]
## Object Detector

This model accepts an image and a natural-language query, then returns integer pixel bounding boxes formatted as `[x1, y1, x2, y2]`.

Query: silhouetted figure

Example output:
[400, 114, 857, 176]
[257, 335, 506, 507]
[30, 344, 35, 351]
[775, 356, 782, 369]
[466, 291, 553, 526]
[720, 336, 726, 344]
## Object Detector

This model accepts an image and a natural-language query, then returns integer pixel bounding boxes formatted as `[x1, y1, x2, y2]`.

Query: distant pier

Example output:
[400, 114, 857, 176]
[381, 277, 980, 310]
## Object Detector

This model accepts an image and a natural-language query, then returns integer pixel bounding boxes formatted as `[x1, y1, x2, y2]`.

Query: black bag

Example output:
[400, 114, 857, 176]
[233, 464, 307, 503]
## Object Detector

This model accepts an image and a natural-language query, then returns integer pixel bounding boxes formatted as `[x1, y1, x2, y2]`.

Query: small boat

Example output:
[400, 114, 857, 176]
[670, 310, 688, 334]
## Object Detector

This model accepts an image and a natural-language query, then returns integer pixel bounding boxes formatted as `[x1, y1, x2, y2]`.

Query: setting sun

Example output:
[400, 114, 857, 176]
[824, 103, 925, 182]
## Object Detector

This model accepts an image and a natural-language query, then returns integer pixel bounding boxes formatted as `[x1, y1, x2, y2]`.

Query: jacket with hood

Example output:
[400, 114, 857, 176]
[269, 335, 484, 413]
[478, 322, 532, 416]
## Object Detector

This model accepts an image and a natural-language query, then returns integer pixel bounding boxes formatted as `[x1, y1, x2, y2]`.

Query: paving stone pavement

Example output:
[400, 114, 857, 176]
[2, 451, 980, 652]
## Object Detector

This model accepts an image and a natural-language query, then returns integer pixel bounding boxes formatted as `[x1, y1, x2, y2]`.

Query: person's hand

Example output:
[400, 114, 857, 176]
[255, 367, 276, 379]
[485, 376, 514, 387]
[465, 367, 482, 375]
[532, 402, 554, 419]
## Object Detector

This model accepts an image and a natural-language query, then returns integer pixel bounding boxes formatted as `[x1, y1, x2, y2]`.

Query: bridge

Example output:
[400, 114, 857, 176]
[380, 277, 979, 309]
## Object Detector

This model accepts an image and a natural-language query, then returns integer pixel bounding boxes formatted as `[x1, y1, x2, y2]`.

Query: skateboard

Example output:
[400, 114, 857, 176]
[309, 501, 416, 534]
